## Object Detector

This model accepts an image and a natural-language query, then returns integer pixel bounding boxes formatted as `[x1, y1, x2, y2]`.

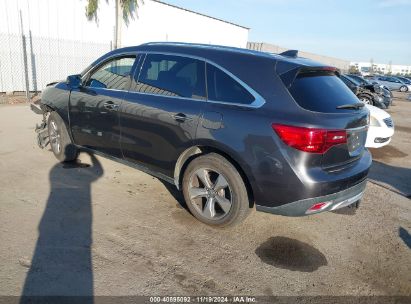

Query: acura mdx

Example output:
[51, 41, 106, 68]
[33, 42, 372, 226]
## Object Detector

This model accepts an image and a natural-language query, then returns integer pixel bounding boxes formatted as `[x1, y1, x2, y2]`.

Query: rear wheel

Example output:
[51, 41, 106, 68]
[48, 111, 78, 162]
[400, 86, 408, 92]
[182, 153, 251, 227]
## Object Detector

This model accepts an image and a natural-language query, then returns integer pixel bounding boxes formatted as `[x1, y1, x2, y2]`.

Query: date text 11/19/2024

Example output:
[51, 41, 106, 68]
[149, 296, 257, 303]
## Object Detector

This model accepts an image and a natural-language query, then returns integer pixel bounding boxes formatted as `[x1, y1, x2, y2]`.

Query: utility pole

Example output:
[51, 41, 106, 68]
[19, 10, 30, 102]
[113, 0, 121, 49]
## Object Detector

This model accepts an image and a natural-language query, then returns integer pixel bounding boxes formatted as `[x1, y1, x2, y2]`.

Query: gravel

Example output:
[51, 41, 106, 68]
[0, 96, 410, 297]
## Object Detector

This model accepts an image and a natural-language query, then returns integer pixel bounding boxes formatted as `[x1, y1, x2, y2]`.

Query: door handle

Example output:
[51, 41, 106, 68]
[103, 101, 119, 111]
[172, 113, 192, 122]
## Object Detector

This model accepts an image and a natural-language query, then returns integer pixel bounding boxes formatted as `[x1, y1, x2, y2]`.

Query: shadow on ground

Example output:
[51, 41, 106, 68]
[20, 152, 103, 302]
[368, 160, 411, 198]
[399, 227, 411, 249]
[331, 206, 357, 216]
[255, 237, 327, 272]
[160, 180, 188, 210]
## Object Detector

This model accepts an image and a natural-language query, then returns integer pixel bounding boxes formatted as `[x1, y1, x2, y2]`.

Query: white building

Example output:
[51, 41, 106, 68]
[0, 0, 249, 92]
[248, 42, 350, 72]
[351, 62, 411, 76]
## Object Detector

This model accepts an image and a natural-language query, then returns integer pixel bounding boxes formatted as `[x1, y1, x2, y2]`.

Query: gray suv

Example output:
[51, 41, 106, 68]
[34, 43, 371, 227]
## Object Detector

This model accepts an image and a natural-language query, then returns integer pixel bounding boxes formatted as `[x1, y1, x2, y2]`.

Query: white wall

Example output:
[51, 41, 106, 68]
[0, 0, 115, 43]
[0, 0, 249, 92]
[120, 0, 249, 48]
[0, 0, 248, 47]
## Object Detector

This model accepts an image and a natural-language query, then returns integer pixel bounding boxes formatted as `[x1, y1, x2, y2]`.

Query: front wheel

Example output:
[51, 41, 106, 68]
[182, 153, 251, 227]
[359, 95, 373, 105]
[47, 111, 78, 162]
[400, 86, 408, 92]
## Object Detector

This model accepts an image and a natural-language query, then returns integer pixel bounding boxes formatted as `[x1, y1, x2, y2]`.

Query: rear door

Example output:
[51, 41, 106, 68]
[387, 77, 403, 90]
[119, 53, 207, 177]
[69, 55, 137, 158]
[378, 76, 397, 90]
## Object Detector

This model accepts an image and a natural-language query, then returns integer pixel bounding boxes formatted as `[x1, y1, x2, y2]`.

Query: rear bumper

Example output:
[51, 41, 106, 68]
[256, 179, 367, 217]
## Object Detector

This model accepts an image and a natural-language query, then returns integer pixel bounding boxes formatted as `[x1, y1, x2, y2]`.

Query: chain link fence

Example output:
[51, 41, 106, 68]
[0, 31, 111, 94]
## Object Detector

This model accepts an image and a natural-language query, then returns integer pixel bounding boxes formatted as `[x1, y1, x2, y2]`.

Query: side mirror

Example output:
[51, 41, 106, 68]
[66, 74, 82, 89]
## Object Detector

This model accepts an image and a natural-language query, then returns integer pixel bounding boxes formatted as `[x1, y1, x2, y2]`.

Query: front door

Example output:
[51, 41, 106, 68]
[69, 56, 137, 158]
[119, 53, 207, 177]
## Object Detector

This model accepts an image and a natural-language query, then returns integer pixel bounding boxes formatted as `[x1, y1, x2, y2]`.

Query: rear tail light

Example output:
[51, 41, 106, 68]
[272, 124, 347, 154]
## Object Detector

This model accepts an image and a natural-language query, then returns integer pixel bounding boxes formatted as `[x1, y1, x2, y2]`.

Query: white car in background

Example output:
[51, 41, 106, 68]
[365, 104, 394, 148]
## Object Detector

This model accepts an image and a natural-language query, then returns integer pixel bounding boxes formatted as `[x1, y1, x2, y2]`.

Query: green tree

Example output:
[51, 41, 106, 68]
[85, 0, 142, 48]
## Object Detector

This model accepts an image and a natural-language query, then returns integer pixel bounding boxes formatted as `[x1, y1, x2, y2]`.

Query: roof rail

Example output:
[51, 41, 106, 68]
[279, 50, 298, 58]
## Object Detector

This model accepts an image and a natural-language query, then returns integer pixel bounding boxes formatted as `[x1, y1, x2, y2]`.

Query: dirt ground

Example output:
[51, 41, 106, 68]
[0, 93, 410, 297]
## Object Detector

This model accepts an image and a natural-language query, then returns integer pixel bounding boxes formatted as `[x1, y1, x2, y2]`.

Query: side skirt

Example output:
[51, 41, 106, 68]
[77, 146, 176, 186]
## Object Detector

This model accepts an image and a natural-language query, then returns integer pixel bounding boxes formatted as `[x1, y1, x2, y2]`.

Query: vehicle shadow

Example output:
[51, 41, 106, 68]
[160, 180, 188, 210]
[368, 160, 411, 198]
[399, 227, 411, 249]
[20, 151, 103, 303]
[331, 206, 357, 216]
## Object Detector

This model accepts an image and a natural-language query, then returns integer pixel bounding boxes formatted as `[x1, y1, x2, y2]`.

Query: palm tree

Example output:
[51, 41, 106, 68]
[85, 0, 142, 49]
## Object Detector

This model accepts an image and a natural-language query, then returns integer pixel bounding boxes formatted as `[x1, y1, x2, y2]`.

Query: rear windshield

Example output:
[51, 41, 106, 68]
[288, 71, 360, 113]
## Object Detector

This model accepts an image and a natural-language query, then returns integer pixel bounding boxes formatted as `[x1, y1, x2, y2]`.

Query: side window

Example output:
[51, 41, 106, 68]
[86, 57, 136, 90]
[131, 54, 206, 100]
[206, 64, 254, 104]
[340, 76, 351, 86]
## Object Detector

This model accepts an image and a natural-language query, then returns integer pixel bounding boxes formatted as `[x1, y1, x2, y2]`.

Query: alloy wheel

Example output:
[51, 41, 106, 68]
[360, 97, 371, 104]
[49, 120, 61, 153]
[188, 168, 232, 220]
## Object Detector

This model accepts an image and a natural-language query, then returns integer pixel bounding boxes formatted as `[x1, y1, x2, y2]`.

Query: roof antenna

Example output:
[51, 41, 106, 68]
[279, 50, 298, 58]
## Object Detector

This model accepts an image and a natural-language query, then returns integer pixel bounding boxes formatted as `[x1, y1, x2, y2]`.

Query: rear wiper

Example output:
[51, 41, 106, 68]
[336, 103, 365, 110]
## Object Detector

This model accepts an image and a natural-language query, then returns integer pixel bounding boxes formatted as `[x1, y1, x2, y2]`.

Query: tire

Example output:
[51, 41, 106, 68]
[47, 111, 78, 162]
[182, 153, 251, 227]
[359, 95, 373, 105]
[400, 86, 408, 92]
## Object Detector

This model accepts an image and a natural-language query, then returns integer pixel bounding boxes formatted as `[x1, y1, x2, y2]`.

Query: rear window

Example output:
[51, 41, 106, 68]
[288, 71, 360, 113]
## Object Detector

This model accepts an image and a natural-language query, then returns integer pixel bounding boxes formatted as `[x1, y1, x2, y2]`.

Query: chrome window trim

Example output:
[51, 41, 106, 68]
[131, 51, 266, 109]
[346, 125, 368, 131]
[130, 90, 206, 102]
[81, 52, 145, 93]
[82, 51, 139, 81]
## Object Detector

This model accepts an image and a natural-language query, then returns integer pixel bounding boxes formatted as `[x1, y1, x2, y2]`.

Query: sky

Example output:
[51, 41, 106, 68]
[164, 0, 411, 65]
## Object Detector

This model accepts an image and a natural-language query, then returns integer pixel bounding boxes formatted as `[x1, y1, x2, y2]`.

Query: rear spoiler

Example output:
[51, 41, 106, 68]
[279, 50, 298, 58]
[279, 66, 340, 89]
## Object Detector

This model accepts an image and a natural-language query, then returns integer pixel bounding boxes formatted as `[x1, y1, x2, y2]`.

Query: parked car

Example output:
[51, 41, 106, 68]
[395, 76, 411, 86]
[340, 74, 388, 108]
[365, 104, 394, 148]
[369, 75, 411, 92]
[32, 42, 371, 226]
[347, 74, 393, 99]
